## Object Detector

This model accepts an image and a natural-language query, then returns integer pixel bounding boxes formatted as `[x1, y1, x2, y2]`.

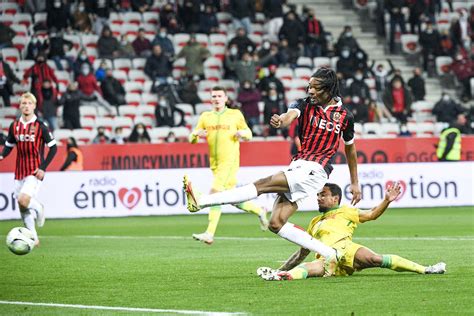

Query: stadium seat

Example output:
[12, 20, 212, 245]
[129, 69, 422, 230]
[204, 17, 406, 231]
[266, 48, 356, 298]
[119, 105, 138, 120]
[81, 34, 99, 48]
[197, 92, 212, 104]
[123, 12, 142, 25]
[128, 69, 148, 83]
[204, 69, 221, 81]
[281, 78, 292, 92]
[175, 103, 194, 116]
[64, 34, 82, 50]
[80, 117, 96, 130]
[216, 12, 232, 24]
[0, 2, 19, 14]
[296, 57, 313, 68]
[93, 58, 113, 70]
[149, 126, 170, 142]
[86, 47, 98, 60]
[0, 107, 18, 120]
[113, 58, 132, 73]
[112, 70, 129, 84]
[12, 82, 30, 96]
[134, 116, 154, 128]
[412, 101, 433, 113]
[122, 23, 139, 37]
[114, 116, 134, 129]
[80, 106, 98, 119]
[354, 123, 363, 137]
[195, 103, 211, 115]
[132, 58, 146, 70]
[174, 33, 190, 48]
[141, 93, 158, 106]
[313, 57, 331, 70]
[434, 122, 449, 135]
[407, 122, 435, 135]
[72, 129, 95, 144]
[13, 13, 32, 28]
[209, 34, 227, 46]
[124, 81, 143, 94]
[95, 117, 115, 131]
[53, 129, 73, 145]
[10, 24, 28, 36]
[198, 80, 215, 92]
[291, 78, 308, 91]
[33, 12, 47, 24]
[125, 93, 142, 106]
[218, 79, 237, 93]
[435, 56, 453, 75]
[143, 81, 153, 93]
[204, 57, 223, 71]
[171, 126, 190, 139]
[109, 23, 122, 37]
[137, 105, 155, 118]
[275, 67, 293, 81]
[0, 15, 14, 26]
[143, 12, 159, 25]
[195, 33, 209, 47]
[248, 34, 262, 45]
[56, 71, 71, 86]
[1, 48, 20, 63]
[380, 123, 400, 136]
[363, 123, 382, 136]
[286, 90, 306, 102]
[294, 67, 312, 81]
[208, 45, 225, 59]
[401, 34, 421, 54]
[109, 12, 123, 25]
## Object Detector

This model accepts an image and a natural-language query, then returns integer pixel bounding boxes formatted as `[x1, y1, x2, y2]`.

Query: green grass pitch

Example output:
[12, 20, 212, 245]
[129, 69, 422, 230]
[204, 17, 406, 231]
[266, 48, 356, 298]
[0, 207, 473, 315]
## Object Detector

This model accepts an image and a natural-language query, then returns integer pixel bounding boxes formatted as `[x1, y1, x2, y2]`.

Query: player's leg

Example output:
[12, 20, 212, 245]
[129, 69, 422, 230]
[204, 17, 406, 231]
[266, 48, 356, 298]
[15, 179, 40, 244]
[234, 201, 269, 231]
[259, 261, 325, 281]
[20, 176, 45, 227]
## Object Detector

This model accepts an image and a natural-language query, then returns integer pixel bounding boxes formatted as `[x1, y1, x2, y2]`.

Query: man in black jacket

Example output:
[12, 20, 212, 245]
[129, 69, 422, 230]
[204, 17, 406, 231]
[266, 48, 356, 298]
[419, 21, 440, 72]
[0, 52, 21, 108]
[432, 93, 465, 123]
[407, 67, 425, 101]
[60, 82, 94, 129]
[145, 45, 172, 85]
[101, 68, 126, 110]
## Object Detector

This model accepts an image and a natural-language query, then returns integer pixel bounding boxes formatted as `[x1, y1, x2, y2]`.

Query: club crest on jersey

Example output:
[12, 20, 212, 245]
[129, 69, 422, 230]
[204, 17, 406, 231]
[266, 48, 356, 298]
[332, 112, 341, 122]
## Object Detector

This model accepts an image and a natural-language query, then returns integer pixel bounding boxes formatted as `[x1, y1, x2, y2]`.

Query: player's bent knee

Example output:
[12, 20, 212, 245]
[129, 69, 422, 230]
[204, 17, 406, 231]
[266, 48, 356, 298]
[17, 194, 31, 209]
[369, 254, 383, 267]
[268, 218, 283, 233]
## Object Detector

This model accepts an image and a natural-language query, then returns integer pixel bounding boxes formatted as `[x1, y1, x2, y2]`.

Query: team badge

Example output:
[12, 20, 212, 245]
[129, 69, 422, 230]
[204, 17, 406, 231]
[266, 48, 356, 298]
[333, 112, 341, 122]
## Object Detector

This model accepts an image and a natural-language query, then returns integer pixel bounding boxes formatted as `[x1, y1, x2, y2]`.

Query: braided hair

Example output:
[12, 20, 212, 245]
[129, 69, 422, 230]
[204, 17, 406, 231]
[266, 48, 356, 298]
[310, 67, 340, 100]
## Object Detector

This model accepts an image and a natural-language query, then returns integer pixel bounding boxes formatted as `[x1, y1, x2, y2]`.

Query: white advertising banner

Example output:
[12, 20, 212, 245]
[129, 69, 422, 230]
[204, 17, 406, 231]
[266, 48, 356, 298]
[0, 162, 473, 220]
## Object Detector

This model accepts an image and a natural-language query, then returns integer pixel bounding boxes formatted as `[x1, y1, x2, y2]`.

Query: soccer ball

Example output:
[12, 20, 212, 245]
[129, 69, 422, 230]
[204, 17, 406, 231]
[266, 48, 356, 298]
[6, 227, 36, 255]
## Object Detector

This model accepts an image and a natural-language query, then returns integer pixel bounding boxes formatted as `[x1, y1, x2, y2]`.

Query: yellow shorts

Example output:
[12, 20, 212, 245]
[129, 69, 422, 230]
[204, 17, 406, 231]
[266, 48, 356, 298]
[211, 164, 238, 191]
[315, 239, 363, 276]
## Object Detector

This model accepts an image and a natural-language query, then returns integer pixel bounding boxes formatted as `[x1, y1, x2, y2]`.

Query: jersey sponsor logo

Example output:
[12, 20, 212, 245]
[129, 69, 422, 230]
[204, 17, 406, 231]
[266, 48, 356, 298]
[16, 134, 36, 142]
[317, 118, 341, 134]
[207, 124, 231, 131]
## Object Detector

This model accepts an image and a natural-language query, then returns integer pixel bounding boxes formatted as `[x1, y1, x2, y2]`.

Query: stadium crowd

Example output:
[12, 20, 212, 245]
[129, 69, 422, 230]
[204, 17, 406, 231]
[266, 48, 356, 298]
[0, 0, 472, 146]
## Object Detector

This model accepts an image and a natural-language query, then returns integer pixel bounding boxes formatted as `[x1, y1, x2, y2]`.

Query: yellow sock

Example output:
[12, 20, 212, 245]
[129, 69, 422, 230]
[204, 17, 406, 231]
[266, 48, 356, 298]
[235, 201, 261, 216]
[381, 255, 426, 274]
[288, 264, 309, 280]
[206, 206, 221, 236]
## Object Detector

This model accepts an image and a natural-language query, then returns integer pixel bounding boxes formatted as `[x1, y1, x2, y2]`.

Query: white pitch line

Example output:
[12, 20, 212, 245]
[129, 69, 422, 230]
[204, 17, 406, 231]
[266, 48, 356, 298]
[35, 235, 474, 241]
[0, 300, 246, 315]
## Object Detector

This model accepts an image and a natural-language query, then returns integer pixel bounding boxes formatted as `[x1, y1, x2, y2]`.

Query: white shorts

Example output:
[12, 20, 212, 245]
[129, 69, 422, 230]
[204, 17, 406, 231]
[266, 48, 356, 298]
[14, 176, 42, 199]
[283, 160, 328, 208]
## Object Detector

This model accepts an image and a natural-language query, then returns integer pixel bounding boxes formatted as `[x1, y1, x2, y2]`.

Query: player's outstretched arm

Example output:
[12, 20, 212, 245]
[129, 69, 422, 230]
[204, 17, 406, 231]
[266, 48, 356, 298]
[277, 247, 311, 271]
[270, 110, 298, 129]
[359, 182, 401, 223]
[344, 143, 361, 205]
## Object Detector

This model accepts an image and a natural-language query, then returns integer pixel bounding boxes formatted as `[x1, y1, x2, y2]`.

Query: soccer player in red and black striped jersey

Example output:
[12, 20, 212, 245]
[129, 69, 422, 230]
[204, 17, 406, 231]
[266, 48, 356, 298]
[184, 68, 361, 276]
[0, 92, 57, 244]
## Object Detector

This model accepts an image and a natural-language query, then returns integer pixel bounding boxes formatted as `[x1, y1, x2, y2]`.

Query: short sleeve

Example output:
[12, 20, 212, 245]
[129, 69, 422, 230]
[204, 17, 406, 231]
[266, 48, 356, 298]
[287, 98, 306, 118]
[40, 121, 57, 147]
[342, 111, 355, 145]
[5, 122, 16, 147]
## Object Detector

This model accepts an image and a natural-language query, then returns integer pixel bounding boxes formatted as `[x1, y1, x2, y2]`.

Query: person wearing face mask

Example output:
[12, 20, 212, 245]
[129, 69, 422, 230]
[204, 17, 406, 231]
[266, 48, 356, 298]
[92, 126, 111, 144]
[22, 54, 58, 113]
[60, 137, 83, 171]
[432, 93, 466, 123]
[228, 27, 256, 58]
[77, 64, 114, 114]
[59, 82, 95, 129]
[237, 80, 262, 132]
[111, 126, 126, 144]
[152, 27, 175, 58]
[263, 86, 287, 136]
[257, 64, 285, 99]
[46, 0, 71, 32]
[419, 21, 441, 73]
[349, 70, 370, 103]
[304, 9, 326, 58]
[369, 59, 395, 100]
[26, 34, 46, 60]
[256, 41, 278, 67]
[72, 1, 92, 33]
[336, 25, 360, 55]
[407, 67, 425, 101]
[0, 52, 20, 107]
[336, 47, 355, 79]
[155, 97, 186, 127]
[40, 80, 59, 131]
[398, 123, 412, 137]
[73, 49, 93, 79]
[128, 123, 151, 143]
[348, 95, 369, 123]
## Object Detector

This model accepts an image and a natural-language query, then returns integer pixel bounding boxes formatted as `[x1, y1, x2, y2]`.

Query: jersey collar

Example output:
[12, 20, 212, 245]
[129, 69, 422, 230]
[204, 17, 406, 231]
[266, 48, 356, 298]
[320, 97, 342, 113]
[20, 114, 37, 125]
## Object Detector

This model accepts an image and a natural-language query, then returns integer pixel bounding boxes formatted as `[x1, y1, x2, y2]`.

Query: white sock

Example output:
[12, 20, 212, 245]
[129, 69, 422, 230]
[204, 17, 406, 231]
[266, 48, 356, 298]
[277, 222, 335, 258]
[20, 210, 38, 241]
[199, 184, 258, 207]
[28, 198, 42, 214]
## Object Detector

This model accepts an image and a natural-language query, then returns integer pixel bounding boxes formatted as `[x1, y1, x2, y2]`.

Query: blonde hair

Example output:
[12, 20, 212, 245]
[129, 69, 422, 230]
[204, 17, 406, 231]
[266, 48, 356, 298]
[20, 92, 37, 104]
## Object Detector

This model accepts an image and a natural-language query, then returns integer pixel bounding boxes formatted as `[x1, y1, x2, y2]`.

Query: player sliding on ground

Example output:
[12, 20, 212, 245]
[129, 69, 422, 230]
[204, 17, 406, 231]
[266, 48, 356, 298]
[0, 92, 57, 246]
[184, 68, 362, 276]
[257, 182, 446, 281]
[188, 86, 268, 245]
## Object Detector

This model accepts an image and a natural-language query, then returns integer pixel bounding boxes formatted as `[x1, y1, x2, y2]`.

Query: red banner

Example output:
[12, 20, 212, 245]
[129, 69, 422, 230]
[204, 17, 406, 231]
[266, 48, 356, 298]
[0, 137, 473, 172]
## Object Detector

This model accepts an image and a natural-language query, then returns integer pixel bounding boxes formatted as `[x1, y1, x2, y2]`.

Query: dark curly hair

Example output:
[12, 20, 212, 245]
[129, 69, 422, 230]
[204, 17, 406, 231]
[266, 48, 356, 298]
[310, 67, 340, 100]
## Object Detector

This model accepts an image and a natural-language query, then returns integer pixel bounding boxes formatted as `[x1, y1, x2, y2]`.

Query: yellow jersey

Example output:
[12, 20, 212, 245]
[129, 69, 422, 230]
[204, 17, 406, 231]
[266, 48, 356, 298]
[189, 107, 252, 171]
[306, 205, 360, 247]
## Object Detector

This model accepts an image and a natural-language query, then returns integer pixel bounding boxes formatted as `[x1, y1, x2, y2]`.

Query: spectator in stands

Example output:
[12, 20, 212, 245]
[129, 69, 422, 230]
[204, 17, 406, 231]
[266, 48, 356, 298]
[23, 0, 46, 14]
[390, 67, 405, 85]
[279, 12, 306, 65]
[101, 68, 126, 111]
[118, 34, 135, 58]
[407, 67, 425, 101]
[451, 53, 474, 101]
[263, 0, 285, 42]
[0, 22, 15, 49]
[46, 0, 71, 32]
[228, 27, 256, 58]
[353, 48, 369, 75]
[72, 1, 92, 33]
[439, 29, 455, 57]
[335, 25, 359, 55]
[349, 69, 371, 103]
[436, 114, 468, 161]
[60, 137, 83, 171]
[164, 131, 178, 143]
[304, 9, 326, 58]
[419, 21, 440, 73]
[237, 80, 261, 131]
[155, 96, 185, 127]
[131, 0, 151, 13]
[398, 123, 412, 137]
[0, 52, 20, 108]
[336, 71, 349, 97]
[77, 63, 114, 113]
[451, 10, 471, 52]
[408, 0, 425, 34]
[385, 0, 407, 53]
[133, 28, 152, 57]
[92, 126, 110, 144]
[177, 34, 210, 79]
[95, 59, 108, 82]
[159, 3, 179, 30]
[86, 0, 112, 35]
[348, 96, 369, 123]
[145, 45, 173, 85]
[46, 29, 74, 71]
[383, 77, 412, 123]
[263, 85, 287, 136]
[23, 53, 58, 113]
[469, 5, 474, 41]
[336, 47, 355, 79]
[230, 0, 254, 34]
[128, 123, 151, 143]
[152, 27, 175, 58]
[257, 64, 285, 99]
[179, 0, 201, 33]
[73, 49, 92, 79]
[178, 74, 202, 107]
[256, 41, 278, 67]
[432, 93, 466, 123]
[41, 79, 59, 131]
[226, 51, 274, 85]
[199, 4, 219, 34]
[223, 44, 240, 80]
[98, 26, 121, 59]
[25, 33, 46, 60]
[367, 100, 381, 122]
[111, 126, 126, 144]
[60, 82, 93, 129]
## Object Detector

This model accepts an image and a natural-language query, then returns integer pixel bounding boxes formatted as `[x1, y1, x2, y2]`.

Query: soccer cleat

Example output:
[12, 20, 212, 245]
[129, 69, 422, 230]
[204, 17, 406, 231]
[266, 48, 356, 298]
[36, 203, 45, 228]
[425, 262, 446, 274]
[183, 175, 201, 213]
[323, 249, 340, 277]
[192, 232, 214, 245]
[258, 207, 269, 231]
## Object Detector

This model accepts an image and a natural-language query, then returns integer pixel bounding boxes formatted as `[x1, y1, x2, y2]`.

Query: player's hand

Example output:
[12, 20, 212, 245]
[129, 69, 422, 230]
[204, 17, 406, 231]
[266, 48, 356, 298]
[350, 183, 361, 205]
[33, 168, 45, 181]
[385, 182, 401, 202]
[234, 130, 244, 140]
[270, 114, 282, 128]
[195, 129, 207, 137]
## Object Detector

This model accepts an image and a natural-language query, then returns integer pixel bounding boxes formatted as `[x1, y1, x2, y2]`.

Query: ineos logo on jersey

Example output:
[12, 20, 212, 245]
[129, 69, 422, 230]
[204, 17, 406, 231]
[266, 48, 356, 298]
[318, 119, 341, 134]
[16, 134, 35, 142]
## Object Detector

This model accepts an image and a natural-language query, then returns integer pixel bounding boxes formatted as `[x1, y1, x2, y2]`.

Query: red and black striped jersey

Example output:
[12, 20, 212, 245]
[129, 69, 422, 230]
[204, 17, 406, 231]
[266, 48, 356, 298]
[289, 97, 355, 174]
[5, 116, 56, 180]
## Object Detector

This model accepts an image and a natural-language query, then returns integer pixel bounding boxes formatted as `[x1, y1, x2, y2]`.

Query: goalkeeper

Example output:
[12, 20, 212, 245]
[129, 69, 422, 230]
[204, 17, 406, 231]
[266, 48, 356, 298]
[258, 182, 446, 280]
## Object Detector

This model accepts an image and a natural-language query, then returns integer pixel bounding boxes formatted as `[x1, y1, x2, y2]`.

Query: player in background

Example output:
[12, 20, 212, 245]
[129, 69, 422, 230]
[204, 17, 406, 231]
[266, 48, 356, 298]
[257, 182, 446, 281]
[184, 68, 361, 275]
[0, 92, 57, 245]
[188, 86, 268, 245]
